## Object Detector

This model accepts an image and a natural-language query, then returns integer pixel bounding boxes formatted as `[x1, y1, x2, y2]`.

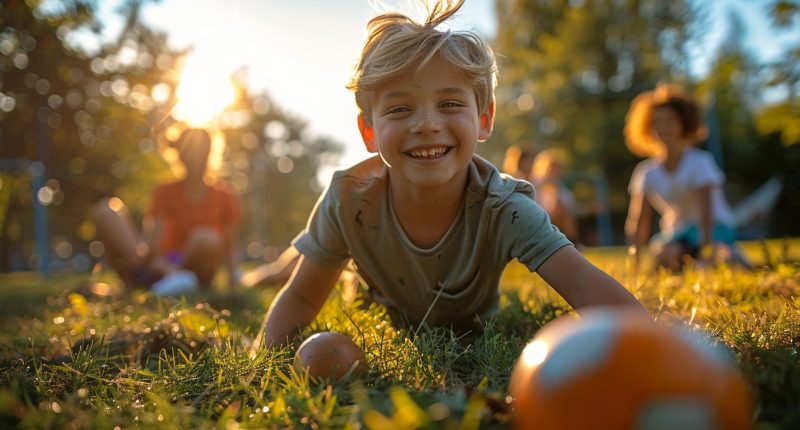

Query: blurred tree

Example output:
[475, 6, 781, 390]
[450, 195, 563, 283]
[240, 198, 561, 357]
[694, 10, 796, 237]
[695, 13, 779, 201]
[0, 0, 341, 272]
[0, 0, 187, 271]
[219, 77, 342, 262]
[753, 0, 800, 236]
[490, 0, 699, 242]
[756, 0, 799, 146]
[0, 0, 153, 271]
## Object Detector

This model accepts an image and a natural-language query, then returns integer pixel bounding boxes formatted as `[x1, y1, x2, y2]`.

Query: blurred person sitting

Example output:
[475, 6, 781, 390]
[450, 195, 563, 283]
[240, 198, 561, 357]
[530, 148, 579, 243]
[623, 83, 749, 271]
[91, 128, 242, 295]
[501, 144, 536, 180]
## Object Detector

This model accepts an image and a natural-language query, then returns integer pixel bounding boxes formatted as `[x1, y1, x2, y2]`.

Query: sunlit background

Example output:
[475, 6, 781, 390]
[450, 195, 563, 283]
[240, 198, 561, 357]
[70, 0, 797, 174]
[171, 52, 237, 126]
[1, 0, 798, 273]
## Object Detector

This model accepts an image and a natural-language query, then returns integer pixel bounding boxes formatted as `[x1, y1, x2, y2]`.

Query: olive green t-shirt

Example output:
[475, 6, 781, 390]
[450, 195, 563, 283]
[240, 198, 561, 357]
[294, 155, 571, 334]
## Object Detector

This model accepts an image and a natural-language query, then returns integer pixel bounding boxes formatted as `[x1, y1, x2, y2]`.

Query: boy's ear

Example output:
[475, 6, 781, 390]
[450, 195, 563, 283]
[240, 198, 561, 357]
[358, 115, 378, 153]
[478, 101, 496, 142]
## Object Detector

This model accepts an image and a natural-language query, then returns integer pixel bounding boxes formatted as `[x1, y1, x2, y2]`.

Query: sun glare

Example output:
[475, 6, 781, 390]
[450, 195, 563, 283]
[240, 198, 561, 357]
[172, 53, 236, 126]
[522, 340, 549, 367]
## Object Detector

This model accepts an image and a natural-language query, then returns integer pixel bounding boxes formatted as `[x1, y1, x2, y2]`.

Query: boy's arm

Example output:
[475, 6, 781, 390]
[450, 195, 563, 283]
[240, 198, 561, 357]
[260, 254, 344, 347]
[537, 245, 648, 315]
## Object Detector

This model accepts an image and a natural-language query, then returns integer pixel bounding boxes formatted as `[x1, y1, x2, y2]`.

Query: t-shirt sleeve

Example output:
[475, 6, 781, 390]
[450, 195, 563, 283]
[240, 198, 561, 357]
[688, 151, 725, 188]
[292, 182, 351, 267]
[503, 193, 572, 272]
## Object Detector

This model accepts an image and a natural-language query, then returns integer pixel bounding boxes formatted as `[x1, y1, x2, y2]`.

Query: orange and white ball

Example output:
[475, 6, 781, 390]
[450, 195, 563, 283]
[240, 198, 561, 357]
[293, 331, 367, 381]
[509, 308, 752, 430]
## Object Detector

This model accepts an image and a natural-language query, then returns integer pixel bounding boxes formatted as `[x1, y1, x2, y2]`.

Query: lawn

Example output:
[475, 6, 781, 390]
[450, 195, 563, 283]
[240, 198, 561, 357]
[0, 240, 798, 429]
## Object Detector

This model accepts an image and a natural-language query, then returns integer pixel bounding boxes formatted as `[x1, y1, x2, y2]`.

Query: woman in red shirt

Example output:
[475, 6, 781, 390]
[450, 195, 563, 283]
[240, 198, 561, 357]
[92, 128, 242, 295]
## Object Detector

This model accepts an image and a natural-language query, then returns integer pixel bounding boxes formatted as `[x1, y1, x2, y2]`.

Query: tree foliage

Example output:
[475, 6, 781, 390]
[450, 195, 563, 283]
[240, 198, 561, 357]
[0, 0, 341, 271]
[688, 4, 798, 236]
[695, 14, 776, 201]
[218, 85, 342, 259]
[756, 1, 799, 147]
[490, 0, 798, 240]
[490, 0, 699, 241]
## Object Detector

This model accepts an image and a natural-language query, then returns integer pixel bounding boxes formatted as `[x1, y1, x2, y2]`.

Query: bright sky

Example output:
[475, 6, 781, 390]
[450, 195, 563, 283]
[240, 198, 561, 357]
[73, 0, 796, 174]
[137, 0, 498, 174]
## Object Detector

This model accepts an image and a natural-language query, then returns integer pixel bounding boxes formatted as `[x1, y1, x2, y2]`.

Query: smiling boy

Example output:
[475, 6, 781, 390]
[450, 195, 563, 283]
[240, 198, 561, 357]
[260, 0, 645, 346]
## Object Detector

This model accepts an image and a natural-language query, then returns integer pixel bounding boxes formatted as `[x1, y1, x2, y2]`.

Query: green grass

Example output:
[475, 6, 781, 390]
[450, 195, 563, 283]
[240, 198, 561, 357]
[0, 240, 798, 429]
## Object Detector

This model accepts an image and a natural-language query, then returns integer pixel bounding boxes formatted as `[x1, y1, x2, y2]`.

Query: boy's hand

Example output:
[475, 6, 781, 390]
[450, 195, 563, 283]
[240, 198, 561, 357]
[253, 255, 344, 351]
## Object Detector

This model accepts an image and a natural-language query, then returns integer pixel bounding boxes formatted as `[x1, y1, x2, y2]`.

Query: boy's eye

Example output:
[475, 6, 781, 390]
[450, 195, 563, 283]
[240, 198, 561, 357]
[385, 106, 410, 115]
[440, 101, 463, 108]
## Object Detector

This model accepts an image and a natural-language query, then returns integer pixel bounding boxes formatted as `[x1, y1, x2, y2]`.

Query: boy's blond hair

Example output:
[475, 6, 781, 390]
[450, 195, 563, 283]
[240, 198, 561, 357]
[348, 0, 497, 122]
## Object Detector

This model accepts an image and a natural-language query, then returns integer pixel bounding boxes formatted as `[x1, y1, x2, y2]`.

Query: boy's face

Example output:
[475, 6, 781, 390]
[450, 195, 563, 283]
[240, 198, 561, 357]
[358, 56, 494, 189]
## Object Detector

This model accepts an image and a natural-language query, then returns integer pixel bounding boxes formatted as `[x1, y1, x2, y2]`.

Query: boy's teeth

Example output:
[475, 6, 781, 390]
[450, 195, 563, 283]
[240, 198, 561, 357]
[410, 147, 446, 158]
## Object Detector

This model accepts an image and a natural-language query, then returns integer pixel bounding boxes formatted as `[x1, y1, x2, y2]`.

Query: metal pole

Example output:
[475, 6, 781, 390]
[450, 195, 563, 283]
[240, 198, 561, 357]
[0, 159, 49, 274]
[29, 161, 49, 274]
[35, 107, 52, 274]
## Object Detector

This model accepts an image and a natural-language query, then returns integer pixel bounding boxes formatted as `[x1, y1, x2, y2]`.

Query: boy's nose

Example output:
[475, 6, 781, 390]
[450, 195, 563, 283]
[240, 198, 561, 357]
[412, 108, 443, 135]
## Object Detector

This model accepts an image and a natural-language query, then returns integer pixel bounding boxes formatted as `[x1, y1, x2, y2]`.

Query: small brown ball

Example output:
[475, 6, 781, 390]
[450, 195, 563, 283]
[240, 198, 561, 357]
[293, 332, 367, 381]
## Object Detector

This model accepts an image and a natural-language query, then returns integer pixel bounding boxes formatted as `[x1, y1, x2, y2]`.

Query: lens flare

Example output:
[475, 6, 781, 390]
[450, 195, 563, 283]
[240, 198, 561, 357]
[172, 52, 236, 126]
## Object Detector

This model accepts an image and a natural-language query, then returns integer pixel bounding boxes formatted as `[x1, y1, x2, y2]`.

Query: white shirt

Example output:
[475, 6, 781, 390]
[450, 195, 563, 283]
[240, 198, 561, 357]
[628, 147, 734, 237]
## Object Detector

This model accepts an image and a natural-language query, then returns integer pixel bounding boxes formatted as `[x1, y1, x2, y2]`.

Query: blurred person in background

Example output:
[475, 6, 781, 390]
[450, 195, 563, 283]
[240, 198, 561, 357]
[530, 148, 579, 243]
[501, 144, 536, 181]
[91, 128, 242, 295]
[624, 83, 749, 271]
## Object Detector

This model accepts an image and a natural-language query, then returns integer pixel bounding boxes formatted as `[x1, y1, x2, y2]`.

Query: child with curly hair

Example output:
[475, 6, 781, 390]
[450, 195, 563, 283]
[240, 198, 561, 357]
[624, 83, 747, 271]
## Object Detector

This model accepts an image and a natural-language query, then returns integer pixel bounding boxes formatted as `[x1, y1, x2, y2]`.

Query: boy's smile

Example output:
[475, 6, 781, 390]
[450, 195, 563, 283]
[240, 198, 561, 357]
[358, 56, 494, 191]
